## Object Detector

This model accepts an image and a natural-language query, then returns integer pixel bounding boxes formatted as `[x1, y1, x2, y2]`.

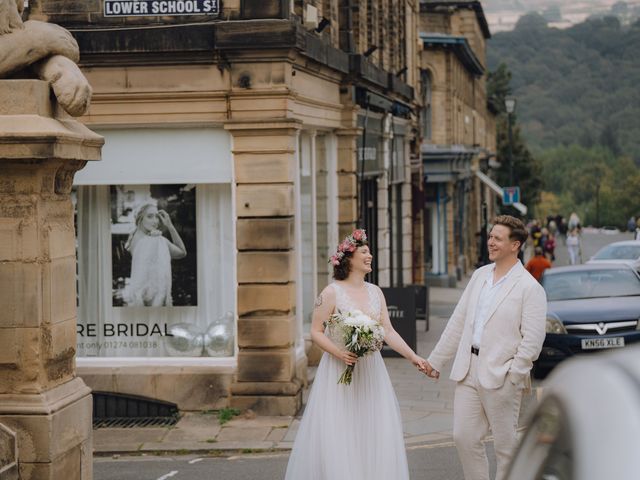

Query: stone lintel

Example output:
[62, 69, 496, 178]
[224, 119, 302, 133]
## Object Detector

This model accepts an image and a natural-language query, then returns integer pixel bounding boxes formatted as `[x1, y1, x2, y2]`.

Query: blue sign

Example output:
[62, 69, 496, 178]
[503, 186, 520, 205]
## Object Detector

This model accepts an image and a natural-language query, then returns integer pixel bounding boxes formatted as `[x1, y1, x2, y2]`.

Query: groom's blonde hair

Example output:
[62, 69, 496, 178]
[493, 215, 528, 247]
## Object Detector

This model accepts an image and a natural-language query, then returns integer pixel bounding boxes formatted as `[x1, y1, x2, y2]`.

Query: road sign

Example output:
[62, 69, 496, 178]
[503, 186, 520, 205]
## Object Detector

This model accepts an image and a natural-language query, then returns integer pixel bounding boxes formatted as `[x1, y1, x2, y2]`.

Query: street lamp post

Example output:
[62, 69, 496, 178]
[505, 96, 516, 186]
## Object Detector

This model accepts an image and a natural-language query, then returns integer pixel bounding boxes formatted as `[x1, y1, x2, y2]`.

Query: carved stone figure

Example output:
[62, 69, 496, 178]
[0, 0, 92, 116]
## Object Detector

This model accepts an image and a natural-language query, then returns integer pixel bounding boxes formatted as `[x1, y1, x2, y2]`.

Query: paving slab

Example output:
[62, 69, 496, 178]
[215, 426, 272, 442]
[223, 416, 293, 428]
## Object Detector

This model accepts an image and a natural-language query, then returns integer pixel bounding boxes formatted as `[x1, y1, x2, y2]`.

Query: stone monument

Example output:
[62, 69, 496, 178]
[0, 0, 102, 478]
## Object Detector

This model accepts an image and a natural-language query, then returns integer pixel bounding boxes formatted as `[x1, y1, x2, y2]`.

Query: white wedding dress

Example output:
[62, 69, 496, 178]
[284, 282, 410, 480]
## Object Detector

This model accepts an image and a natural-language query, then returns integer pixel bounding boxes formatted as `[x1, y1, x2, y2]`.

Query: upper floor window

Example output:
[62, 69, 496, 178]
[421, 70, 433, 141]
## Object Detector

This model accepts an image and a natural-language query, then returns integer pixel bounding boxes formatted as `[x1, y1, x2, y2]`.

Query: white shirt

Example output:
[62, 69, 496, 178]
[472, 262, 520, 348]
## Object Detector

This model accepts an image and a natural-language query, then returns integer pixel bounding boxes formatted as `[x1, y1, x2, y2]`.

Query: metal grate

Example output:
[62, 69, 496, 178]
[92, 391, 180, 429]
[93, 416, 179, 429]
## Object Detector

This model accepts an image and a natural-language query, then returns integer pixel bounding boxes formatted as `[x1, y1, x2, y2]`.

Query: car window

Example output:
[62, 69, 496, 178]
[593, 245, 640, 260]
[542, 269, 640, 301]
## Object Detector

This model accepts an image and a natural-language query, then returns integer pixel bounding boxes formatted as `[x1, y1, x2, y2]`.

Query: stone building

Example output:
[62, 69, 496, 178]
[418, 0, 500, 286]
[23, 0, 420, 415]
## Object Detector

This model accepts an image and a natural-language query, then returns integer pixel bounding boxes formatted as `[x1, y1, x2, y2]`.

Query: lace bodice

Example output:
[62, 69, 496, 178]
[325, 282, 384, 347]
[332, 282, 381, 320]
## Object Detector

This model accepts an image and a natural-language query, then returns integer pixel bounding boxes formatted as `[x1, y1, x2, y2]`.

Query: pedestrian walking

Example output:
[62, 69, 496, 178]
[525, 246, 552, 282]
[568, 212, 581, 232]
[422, 215, 547, 480]
[543, 232, 556, 261]
[566, 228, 581, 265]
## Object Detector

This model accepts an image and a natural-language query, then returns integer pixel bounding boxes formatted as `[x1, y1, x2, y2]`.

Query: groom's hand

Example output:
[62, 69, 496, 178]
[424, 360, 440, 379]
[412, 355, 428, 373]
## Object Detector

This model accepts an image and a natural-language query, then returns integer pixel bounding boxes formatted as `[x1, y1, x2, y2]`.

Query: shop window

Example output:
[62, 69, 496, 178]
[74, 184, 235, 358]
[298, 132, 338, 334]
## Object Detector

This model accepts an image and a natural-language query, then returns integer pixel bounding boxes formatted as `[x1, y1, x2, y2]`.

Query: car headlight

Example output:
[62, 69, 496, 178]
[546, 316, 567, 334]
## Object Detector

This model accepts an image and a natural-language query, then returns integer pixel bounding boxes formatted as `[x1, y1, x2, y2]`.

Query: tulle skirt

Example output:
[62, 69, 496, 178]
[284, 351, 410, 480]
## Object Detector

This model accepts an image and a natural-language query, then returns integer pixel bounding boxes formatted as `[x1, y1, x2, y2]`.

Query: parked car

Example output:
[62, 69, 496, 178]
[506, 345, 640, 480]
[599, 225, 621, 234]
[534, 263, 640, 378]
[586, 240, 640, 272]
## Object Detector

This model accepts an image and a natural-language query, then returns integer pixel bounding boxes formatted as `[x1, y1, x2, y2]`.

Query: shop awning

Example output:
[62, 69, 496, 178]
[74, 127, 232, 185]
[475, 170, 528, 216]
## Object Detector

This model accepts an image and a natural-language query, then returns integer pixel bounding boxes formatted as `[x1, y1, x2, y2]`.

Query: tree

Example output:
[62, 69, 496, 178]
[487, 64, 544, 214]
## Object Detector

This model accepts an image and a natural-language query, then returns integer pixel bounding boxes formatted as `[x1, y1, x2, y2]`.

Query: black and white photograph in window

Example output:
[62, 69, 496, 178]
[111, 184, 197, 307]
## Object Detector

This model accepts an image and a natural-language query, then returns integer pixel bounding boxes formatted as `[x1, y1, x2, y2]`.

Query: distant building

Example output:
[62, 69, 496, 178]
[418, 0, 501, 285]
[30, 0, 420, 415]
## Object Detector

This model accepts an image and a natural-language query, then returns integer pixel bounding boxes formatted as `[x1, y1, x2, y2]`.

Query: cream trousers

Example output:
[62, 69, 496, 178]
[453, 354, 523, 480]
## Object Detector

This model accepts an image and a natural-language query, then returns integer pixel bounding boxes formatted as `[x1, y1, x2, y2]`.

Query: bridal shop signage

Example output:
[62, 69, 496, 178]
[73, 182, 235, 358]
[104, 0, 220, 16]
[380, 287, 417, 357]
[111, 184, 197, 308]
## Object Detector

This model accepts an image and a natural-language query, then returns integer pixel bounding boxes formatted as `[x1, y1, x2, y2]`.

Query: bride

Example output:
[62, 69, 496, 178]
[284, 229, 428, 480]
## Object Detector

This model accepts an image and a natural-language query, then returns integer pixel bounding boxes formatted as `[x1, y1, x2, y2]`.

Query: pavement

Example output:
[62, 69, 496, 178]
[93, 276, 540, 456]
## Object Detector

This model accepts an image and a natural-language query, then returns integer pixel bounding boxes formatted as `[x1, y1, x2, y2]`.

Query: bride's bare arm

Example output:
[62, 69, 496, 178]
[310, 286, 358, 366]
[376, 287, 427, 371]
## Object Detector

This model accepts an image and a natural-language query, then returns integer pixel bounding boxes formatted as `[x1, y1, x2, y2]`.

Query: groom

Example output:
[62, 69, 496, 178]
[424, 215, 546, 480]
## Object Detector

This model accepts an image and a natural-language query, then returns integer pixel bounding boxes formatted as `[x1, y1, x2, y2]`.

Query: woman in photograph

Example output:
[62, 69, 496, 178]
[284, 229, 428, 480]
[123, 203, 187, 306]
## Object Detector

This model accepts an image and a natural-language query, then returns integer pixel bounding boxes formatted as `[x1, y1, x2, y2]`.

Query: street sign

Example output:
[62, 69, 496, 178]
[503, 186, 520, 205]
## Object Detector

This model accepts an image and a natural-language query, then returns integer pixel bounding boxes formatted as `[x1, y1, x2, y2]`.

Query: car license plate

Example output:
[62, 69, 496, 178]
[581, 337, 625, 350]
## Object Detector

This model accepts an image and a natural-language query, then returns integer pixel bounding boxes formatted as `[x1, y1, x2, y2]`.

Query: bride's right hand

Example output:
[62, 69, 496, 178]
[336, 351, 358, 366]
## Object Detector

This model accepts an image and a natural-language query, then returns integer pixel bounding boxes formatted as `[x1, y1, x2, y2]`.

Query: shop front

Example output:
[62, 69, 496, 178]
[73, 127, 236, 410]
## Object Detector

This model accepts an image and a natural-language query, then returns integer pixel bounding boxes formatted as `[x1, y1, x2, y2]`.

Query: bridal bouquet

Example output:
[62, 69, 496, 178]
[326, 310, 385, 385]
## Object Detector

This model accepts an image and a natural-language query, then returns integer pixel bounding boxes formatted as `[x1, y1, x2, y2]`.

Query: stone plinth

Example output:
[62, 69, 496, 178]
[0, 80, 103, 480]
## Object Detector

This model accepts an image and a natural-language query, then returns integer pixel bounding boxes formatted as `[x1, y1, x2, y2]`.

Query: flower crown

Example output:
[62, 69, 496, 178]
[329, 229, 368, 266]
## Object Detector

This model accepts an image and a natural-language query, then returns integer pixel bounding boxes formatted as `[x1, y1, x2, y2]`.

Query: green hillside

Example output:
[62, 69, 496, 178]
[487, 13, 640, 161]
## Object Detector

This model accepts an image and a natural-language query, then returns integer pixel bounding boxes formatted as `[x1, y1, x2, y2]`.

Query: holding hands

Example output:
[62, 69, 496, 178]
[408, 355, 439, 379]
[414, 355, 440, 380]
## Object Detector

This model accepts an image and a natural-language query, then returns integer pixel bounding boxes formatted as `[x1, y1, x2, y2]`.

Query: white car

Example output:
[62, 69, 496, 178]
[506, 346, 640, 480]
[587, 240, 640, 272]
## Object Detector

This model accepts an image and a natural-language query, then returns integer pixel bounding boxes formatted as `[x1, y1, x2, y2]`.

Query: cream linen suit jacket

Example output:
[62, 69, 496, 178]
[428, 262, 547, 390]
